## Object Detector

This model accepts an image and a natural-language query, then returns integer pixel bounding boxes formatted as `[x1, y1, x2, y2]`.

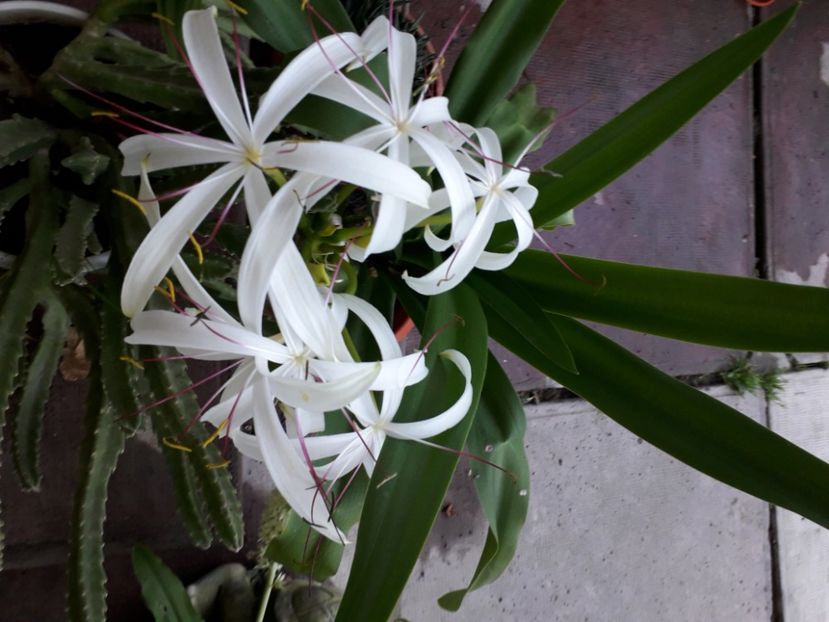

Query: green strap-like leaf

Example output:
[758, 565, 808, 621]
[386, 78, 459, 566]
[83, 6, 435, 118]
[467, 271, 575, 372]
[489, 312, 829, 532]
[132, 544, 202, 622]
[55, 195, 99, 284]
[11, 294, 70, 491]
[336, 285, 488, 622]
[490, 4, 798, 245]
[439, 354, 530, 611]
[505, 250, 829, 352]
[64, 291, 127, 622]
[242, 0, 354, 53]
[143, 352, 244, 551]
[445, 0, 566, 125]
[0, 151, 58, 421]
[0, 115, 55, 168]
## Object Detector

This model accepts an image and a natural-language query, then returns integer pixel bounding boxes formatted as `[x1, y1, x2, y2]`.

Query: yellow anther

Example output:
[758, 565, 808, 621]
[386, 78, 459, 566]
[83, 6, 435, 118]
[207, 459, 231, 469]
[300, 0, 310, 10]
[154, 285, 172, 299]
[224, 0, 248, 15]
[119, 355, 144, 370]
[112, 189, 148, 218]
[162, 436, 192, 453]
[151, 11, 175, 25]
[202, 419, 229, 448]
[188, 233, 204, 265]
[162, 277, 176, 303]
[91, 110, 119, 118]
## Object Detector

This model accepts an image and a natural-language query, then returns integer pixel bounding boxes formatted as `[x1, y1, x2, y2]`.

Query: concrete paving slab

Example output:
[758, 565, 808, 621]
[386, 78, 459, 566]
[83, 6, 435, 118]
[768, 368, 829, 622]
[331, 386, 771, 621]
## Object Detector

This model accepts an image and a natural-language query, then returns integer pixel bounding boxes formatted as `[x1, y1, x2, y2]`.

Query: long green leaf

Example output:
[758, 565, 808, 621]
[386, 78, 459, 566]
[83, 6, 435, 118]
[0, 151, 57, 419]
[132, 544, 202, 622]
[445, 0, 566, 125]
[439, 354, 530, 611]
[505, 250, 829, 352]
[143, 353, 244, 551]
[336, 285, 488, 622]
[242, 0, 354, 53]
[64, 291, 127, 622]
[11, 294, 70, 491]
[489, 312, 829, 531]
[490, 4, 798, 245]
[467, 271, 575, 372]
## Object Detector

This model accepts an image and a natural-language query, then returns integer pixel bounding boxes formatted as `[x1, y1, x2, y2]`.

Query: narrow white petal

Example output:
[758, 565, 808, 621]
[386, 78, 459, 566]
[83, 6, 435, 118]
[243, 168, 272, 224]
[120, 133, 237, 175]
[232, 430, 265, 461]
[312, 74, 389, 123]
[120, 163, 242, 317]
[474, 126, 504, 180]
[263, 140, 430, 207]
[237, 180, 306, 334]
[363, 137, 410, 256]
[311, 351, 427, 391]
[336, 294, 401, 360]
[268, 242, 344, 360]
[252, 32, 363, 144]
[299, 432, 359, 461]
[349, 15, 390, 67]
[411, 128, 476, 239]
[476, 190, 537, 271]
[252, 381, 345, 541]
[388, 26, 416, 118]
[404, 193, 500, 295]
[269, 363, 379, 412]
[296, 408, 326, 435]
[126, 310, 290, 362]
[384, 349, 472, 439]
[408, 97, 451, 127]
[183, 9, 252, 146]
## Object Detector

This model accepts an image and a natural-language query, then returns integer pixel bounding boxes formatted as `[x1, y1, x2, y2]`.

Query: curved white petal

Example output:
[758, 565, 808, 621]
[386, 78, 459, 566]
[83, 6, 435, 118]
[183, 9, 252, 147]
[404, 192, 500, 295]
[252, 32, 363, 144]
[232, 430, 264, 461]
[388, 25, 416, 119]
[312, 73, 389, 124]
[349, 15, 390, 67]
[384, 349, 472, 438]
[243, 168, 272, 224]
[409, 97, 451, 127]
[476, 189, 537, 271]
[120, 133, 237, 175]
[120, 163, 243, 317]
[311, 350, 427, 391]
[336, 294, 401, 360]
[237, 179, 307, 334]
[267, 242, 345, 360]
[410, 128, 476, 239]
[263, 140, 430, 207]
[299, 432, 359, 461]
[364, 138, 409, 256]
[252, 381, 344, 541]
[269, 363, 379, 412]
[126, 310, 291, 362]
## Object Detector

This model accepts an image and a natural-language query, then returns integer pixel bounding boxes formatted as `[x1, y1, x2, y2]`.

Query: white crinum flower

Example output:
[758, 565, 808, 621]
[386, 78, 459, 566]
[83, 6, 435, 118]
[125, 233, 427, 540]
[403, 126, 539, 295]
[310, 16, 477, 258]
[118, 8, 431, 317]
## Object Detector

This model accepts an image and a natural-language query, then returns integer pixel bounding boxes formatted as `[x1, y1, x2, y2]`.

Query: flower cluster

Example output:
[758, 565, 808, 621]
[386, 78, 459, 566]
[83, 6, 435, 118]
[119, 8, 537, 540]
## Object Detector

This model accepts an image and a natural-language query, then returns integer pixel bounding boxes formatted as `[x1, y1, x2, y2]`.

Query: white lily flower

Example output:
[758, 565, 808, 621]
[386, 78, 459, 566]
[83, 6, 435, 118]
[118, 8, 431, 317]
[403, 126, 539, 295]
[276, 349, 473, 484]
[310, 16, 477, 258]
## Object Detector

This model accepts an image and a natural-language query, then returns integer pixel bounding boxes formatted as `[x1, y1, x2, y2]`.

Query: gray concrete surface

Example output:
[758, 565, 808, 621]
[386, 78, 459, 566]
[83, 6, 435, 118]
[331, 385, 773, 621]
[770, 369, 829, 622]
